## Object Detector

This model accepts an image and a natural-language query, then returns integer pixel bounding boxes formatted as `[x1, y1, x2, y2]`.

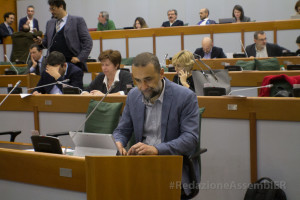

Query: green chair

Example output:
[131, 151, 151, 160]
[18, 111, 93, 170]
[47, 100, 123, 137]
[182, 107, 207, 199]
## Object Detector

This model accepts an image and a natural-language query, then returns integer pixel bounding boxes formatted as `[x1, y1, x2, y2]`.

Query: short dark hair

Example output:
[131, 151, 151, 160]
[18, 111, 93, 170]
[295, 0, 300, 12]
[254, 31, 265, 39]
[3, 12, 14, 21]
[27, 5, 35, 9]
[296, 35, 300, 44]
[98, 49, 121, 69]
[48, 0, 66, 10]
[232, 5, 245, 21]
[46, 51, 66, 67]
[132, 52, 161, 73]
[29, 44, 43, 52]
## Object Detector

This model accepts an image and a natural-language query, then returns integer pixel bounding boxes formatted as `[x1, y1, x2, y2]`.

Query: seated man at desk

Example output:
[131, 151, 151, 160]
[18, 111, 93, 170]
[33, 51, 83, 94]
[245, 31, 289, 57]
[26, 44, 47, 75]
[161, 9, 184, 27]
[113, 52, 199, 198]
[194, 37, 227, 59]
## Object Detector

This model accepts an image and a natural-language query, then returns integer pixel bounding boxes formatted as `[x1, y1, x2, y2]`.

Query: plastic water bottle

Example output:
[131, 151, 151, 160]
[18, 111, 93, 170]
[280, 65, 285, 71]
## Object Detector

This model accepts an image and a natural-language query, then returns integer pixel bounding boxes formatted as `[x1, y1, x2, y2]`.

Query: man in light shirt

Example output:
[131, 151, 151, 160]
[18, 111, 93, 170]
[246, 31, 289, 58]
[197, 8, 216, 25]
[19, 5, 39, 32]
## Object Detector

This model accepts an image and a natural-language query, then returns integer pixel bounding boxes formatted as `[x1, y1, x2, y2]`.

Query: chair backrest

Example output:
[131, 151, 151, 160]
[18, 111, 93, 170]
[84, 100, 123, 134]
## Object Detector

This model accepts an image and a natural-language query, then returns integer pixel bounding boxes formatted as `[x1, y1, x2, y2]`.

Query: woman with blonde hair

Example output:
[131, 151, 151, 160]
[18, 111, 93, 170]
[172, 50, 195, 92]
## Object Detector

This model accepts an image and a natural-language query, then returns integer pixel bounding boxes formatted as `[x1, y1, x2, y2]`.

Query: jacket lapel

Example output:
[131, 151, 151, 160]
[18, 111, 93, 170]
[161, 79, 173, 142]
[133, 93, 145, 142]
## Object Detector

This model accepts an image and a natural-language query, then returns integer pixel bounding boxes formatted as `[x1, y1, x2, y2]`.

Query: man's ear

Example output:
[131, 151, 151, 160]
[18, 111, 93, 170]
[160, 68, 164, 79]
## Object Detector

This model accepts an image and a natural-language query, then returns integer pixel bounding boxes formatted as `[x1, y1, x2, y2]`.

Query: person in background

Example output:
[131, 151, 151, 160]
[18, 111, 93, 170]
[296, 35, 300, 55]
[294, 1, 300, 15]
[19, 5, 39, 32]
[133, 17, 148, 29]
[0, 12, 15, 44]
[194, 37, 227, 59]
[82, 49, 133, 96]
[245, 31, 289, 58]
[232, 5, 251, 23]
[97, 11, 116, 31]
[33, 51, 83, 94]
[172, 50, 195, 92]
[161, 9, 184, 27]
[26, 44, 47, 75]
[34, 0, 93, 72]
[197, 8, 216, 25]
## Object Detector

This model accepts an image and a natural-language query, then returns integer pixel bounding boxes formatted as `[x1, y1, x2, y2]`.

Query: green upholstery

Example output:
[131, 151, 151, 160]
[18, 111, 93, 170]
[9, 66, 27, 75]
[235, 60, 256, 70]
[121, 57, 134, 66]
[255, 57, 280, 71]
[84, 100, 123, 134]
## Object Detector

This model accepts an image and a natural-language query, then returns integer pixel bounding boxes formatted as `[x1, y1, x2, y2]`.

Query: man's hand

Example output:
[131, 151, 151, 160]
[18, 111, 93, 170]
[31, 55, 37, 68]
[46, 66, 61, 80]
[71, 57, 80, 64]
[115, 141, 127, 156]
[32, 91, 41, 95]
[128, 142, 158, 155]
[90, 90, 104, 96]
[33, 36, 42, 45]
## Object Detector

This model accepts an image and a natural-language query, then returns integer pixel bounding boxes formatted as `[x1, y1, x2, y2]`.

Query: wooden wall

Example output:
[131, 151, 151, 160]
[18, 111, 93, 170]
[0, 0, 17, 31]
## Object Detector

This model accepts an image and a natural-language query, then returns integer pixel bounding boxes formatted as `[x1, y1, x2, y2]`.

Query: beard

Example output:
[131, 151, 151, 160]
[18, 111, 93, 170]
[141, 86, 162, 102]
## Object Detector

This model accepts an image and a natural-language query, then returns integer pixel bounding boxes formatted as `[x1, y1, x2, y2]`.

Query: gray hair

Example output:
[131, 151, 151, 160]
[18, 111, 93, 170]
[167, 9, 178, 16]
[100, 11, 109, 20]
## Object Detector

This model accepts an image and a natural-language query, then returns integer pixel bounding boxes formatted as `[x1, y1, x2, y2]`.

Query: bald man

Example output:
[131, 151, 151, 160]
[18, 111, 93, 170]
[197, 8, 216, 25]
[194, 37, 227, 59]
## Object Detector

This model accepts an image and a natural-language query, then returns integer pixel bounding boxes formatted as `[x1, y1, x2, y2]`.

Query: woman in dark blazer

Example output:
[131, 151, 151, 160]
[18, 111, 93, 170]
[83, 50, 133, 96]
[232, 5, 251, 23]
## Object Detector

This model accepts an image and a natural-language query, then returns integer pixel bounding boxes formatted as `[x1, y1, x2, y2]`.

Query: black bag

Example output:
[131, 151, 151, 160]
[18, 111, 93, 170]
[244, 177, 287, 200]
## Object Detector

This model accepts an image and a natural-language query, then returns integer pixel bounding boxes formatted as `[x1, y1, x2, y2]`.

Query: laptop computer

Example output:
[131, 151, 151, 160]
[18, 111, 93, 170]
[69, 132, 118, 156]
[31, 135, 63, 154]
[219, 18, 234, 24]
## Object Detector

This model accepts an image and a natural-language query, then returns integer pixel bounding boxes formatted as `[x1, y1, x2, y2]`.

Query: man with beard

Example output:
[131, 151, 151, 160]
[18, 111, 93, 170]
[0, 12, 15, 44]
[113, 52, 199, 198]
[197, 8, 216, 25]
[161, 9, 184, 27]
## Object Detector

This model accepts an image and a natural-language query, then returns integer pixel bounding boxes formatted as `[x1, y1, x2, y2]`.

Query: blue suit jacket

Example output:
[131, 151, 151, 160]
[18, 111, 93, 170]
[33, 62, 83, 94]
[113, 78, 200, 194]
[0, 23, 14, 43]
[18, 17, 39, 31]
[42, 15, 93, 70]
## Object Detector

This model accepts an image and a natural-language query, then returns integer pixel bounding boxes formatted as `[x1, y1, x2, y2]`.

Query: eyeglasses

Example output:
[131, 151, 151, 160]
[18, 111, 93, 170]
[49, 6, 57, 11]
[257, 38, 267, 42]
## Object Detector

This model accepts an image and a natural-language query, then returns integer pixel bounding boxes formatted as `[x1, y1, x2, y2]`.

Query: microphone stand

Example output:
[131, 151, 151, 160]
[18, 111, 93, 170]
[0, 80, 22, 107]
[5, 55, 18, 75]
[227, 84, 273, 95]
[27, 79, 70, 91]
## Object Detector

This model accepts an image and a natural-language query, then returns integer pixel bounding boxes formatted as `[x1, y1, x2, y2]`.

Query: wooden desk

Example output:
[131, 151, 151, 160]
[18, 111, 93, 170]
[0, 64, 27, 75]
[0, 142, 182, 199]
[0, 74, 40, 88]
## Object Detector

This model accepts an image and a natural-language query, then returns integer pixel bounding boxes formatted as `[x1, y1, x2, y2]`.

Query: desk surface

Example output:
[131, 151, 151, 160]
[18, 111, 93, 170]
[0, 141, 32, 150]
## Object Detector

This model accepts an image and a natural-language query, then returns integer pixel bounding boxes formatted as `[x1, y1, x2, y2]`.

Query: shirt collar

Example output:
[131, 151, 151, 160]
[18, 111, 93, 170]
[103, 69, 120, 90]
[64, 63, 69, 77]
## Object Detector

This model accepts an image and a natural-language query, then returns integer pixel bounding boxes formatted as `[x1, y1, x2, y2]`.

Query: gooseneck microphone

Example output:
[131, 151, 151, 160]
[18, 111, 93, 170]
[71, 81, 120, 138]
[27, 79, 70, 92]
[60, 82, 83, 93]
[4, 54, 18, 75]
[0, 80, 22, 107]
[227, 84, 273, 95]
[240, 40, 249, 57]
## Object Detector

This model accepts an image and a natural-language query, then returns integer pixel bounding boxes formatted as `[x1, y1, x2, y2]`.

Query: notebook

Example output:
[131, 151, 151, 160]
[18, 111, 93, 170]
[69, 131, 118, 156]
[219, 18, 234, 24]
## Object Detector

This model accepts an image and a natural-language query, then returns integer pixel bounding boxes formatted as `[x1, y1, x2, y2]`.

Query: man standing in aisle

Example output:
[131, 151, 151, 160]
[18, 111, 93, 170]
[19, 5, 39, 32]
[35, 0, 92, 72]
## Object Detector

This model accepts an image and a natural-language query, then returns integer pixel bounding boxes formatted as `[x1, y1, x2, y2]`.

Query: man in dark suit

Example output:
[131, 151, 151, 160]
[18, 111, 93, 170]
[0, 12, 15, 44]
[26, 44, 47, 75]
[161, 9, 184, 27]
[18, 5, 39, 32]
[194, 37, 227, 59]
[245, 31, 289, 57]
[113, 52, 199, 198]
[34, 0, 92, 72]
[33, 51, 83, 94]
[197, 8, 216, 25]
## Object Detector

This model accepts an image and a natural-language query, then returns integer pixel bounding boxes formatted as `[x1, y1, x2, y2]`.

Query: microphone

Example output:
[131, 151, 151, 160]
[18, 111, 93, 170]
[71, 81, 120, 138]
[240, 40, 248, 57]
[0, 80, 22, 107]
[4, 54, 18, 75]
[60, 82, 83, 93]
[227, 84, 273, 96]
[193, 53, 218, 80]
[27, 79, 70, 92]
